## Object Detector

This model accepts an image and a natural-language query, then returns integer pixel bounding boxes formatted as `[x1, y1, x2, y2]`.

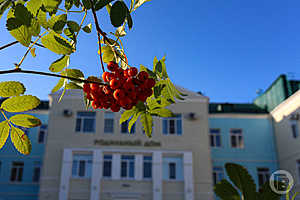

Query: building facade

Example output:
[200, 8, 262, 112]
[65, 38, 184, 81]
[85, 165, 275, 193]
[209, 103, 279, 192]
[39, 89, 214, 200]
[0, 102, 49, 200]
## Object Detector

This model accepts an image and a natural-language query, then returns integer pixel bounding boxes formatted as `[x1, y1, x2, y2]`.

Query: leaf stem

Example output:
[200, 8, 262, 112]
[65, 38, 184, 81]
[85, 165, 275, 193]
[0, 68, 106, 85]
[17, 32, 47, 69]
[75, 9, 88, 38]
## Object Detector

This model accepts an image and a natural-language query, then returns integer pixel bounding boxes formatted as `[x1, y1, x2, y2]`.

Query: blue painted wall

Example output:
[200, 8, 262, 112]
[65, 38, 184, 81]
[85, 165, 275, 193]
[0, 112, 48, 200]
[209, 116, 279, 190]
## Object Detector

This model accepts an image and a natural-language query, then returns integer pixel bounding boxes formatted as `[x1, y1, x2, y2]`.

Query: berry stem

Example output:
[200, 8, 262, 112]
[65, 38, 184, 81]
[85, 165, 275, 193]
[0, 68, 106, 85]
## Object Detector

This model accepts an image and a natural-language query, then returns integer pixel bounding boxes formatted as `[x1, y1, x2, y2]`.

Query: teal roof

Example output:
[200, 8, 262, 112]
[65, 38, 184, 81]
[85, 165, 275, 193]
[209, 103, 268, 114]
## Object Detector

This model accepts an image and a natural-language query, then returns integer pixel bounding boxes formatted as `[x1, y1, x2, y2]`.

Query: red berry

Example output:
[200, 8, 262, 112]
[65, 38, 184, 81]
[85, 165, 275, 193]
[102, 72, 110, 82]
[128, 67, 138, 77]
[102, 85, 112, 95]
[113, 89, 125, 101]
[145, 88, 153, 97]
[138, 93, 148, 102]
[119, 97, 132, 107]
[107, 61, 118, 72]
[145, 78, 156, 88]
[106, 73, 115, 82]
[110, 104, 120, 112]
[123, 82, 135, 92]
[90, 83, 99, 91]
[138, 71, 149, 81]
[83, 83, 90, 93]
[110, 78, 120, 90]
[123, 69, 129, 78]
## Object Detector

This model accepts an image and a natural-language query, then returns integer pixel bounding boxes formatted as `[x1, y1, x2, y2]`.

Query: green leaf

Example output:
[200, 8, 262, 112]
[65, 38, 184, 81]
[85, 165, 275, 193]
[51, 78, 64, 93]
[49, 55, 70, 72]
[259, 181, 282, 200]
[48, 14, 67, 34]
[1, 95, 40, 112]
[225, 163, 258, 200]
[64, 0, 73, 10]
[82, 0, 92, 9]
[37, 9, 48, 29]
[30, 48, 36, 57]
[10, 114, 41, 128]
[140, 64, 156, 79]
[166, 79, 185, 100]
[126, 12, 133, 30]
[42, 0, 62, 13]
[0, 121, 10, 150]
[0, 0, 11, 21]
[115, 26, 126, 37]
[73, 0, 80, 7]
[140, 112, 152, 138]
[101, 45, 115, 63]
[110, 1, 127, 27]
[29, 18, 41, 36]
[95, 0, 114, 11]
[133, 0, 150, 11]
[0, 81, 26, 97]
[67, 20, 80, 32]
[128, 112, 141, 133]
[65, 68, 84, 79]
[58, 85, 66, 102]
[150, 108, 174, 117]
[10, 126, 31, 155]
[65, 82, 82, 89]
[14, 3, 32, 27]
[64, 27, 76, 41]
[41, 30, 75, 55]
[120, 109, 136, 124]
[106, 3, 112, 14]
[26, 0, 43, 16]
[214, 179, 240, 200]
[82, 23, 92, 33]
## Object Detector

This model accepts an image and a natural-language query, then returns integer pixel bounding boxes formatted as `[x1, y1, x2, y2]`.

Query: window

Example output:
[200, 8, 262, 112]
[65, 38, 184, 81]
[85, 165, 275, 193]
[143, 156, 152, 179]
[297, 160, 300, 183]
[38, 124, 47, 143]
[163, 114, 182, 135]
[121, 155, 135, 178]
[210, 128, 221, 147]
[0, 161, 2, 175]
[72, 154, 93, 178]
[230, 129, 244, 148]
[163, 157, 183, 181]
[103, 155, 112, 178]
[121, 120, 135, 134]
[169, 163, 176, 179]
[213, 166, 224, 185]
[104, 112, 114, 133]
[290, 120, 299, 138]
[32, 161, 41, 182]
[257, 168, 270, 188]
[10, 162, 24, 182]
[75, 112, 96, 133]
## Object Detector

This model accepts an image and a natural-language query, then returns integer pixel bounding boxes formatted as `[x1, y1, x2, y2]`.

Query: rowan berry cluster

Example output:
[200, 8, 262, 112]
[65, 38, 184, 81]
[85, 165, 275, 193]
[83, 61, 156, 112]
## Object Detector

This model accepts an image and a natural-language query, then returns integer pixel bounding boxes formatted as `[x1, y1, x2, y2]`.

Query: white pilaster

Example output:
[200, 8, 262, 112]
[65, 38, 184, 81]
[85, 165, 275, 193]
[153, 152, 162, 200]
[90, 150, 103, 200]
[59, 149, 72, 200]
[184, 152, 194, 200]
[135, 154, 143, 180]
[112, 153, 120, 180]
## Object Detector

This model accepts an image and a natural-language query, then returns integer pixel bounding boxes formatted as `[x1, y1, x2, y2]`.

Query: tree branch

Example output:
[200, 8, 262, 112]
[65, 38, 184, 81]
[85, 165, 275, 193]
[0, 68, 106, 85]
[0, 41, 18, 50]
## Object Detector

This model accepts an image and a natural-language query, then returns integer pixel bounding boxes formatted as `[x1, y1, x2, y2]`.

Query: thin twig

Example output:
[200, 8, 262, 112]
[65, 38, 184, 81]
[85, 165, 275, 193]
[75, 9, 88, 38]
[0, 41, 18, 50]
[0, 68, 106, 85]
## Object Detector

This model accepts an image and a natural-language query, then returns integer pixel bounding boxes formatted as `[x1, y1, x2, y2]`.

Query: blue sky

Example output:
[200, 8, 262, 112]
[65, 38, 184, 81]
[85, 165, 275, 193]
[1, 0, 300, 103]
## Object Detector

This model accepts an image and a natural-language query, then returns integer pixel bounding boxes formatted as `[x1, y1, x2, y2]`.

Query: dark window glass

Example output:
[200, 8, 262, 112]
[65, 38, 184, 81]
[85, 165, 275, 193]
[33, 167, 40, 182]
[79, 160, 85, 177]
[216, 135, 221, 147]
[292, 124, 298, 138]
[121, 161, 127, 177]
[121, 121, 135, 134]
[169, 120, 175, 134]
[231, 135, 236, 147]
[169, 163, 176, 179]
[75, 112, 95, 133]
[10, 162, 24, 182]
[143, 157, 152, 179]
[75, 118, 81, 132]
[103, 155, 112, 177]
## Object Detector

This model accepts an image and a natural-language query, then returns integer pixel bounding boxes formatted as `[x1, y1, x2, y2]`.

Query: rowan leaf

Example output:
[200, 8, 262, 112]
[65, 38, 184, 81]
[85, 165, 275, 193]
[101, 45, 115, 63]
[120, 109, 136, 124]
[48, 14, 67, 34]
[214, 179, 240, 200]
[10, 114, 41, 128]
[82, 23, 92, 33]
[110, 1, 127, 27]
[41, 30, 75, 55]
[150, 108, 174, 117]
[10, 126, 31, 155]
[26, 0, 43, 16]
[140, 112, 152, 138]
[67, 20, 80, 32]
[42, 0, 62, 13]
[37, 9, 48, 29]
[0, 0, 11, 21]
[29, 18, 40, 36]
[51, 78, 64, 93]
[82, 0, 92, 9]
[65, 69, 84, 79]
[128, 111, 141, 133]
[49, 55, 70, 72]
[0, 81, 26, 97]
[65, 82, 82, 89]
[126, 12, 133, 29]
[64, 0, 73, 10]
[133, 0, 151, 11]
[1, 95, 40, 112]
[95, 0, 114, 11]
[0, 121, 10, 149]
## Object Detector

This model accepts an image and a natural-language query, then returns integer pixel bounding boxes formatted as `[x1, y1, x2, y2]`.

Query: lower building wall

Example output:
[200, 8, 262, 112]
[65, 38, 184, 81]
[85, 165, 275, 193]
[162, 181, 184, 200]
[69, 179, 91, 200]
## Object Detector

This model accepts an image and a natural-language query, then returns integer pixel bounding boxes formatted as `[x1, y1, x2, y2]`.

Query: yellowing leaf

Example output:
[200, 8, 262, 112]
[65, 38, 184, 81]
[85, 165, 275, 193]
[30, 48, 36, 57]
[51, 78, 64, 93]
[140, 112, 152, 138]
[0, 81, 26, 97]
[49, 55, 69, 72]
[100, 45, 115, 63]
[1, 95, 40, 112]
[0, 121, 10, 149]
[10, 126, 31, 155]
[10, 114, 41, 128]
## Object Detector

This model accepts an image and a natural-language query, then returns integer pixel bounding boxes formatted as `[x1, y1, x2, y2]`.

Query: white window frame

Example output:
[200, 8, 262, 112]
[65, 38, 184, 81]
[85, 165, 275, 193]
[257, 168, 270, 188]
[75, 111, 96, 133]
[213, 166, 224, 185]
[104, 112, 114, 134]
[72, 154, 93, 178]
[230, 128, 244, 148]
[38, 124, 47, 144]
[120, 155, 135, 179]
[210, 128, 221, 147]
[162, 114, 182, 135]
